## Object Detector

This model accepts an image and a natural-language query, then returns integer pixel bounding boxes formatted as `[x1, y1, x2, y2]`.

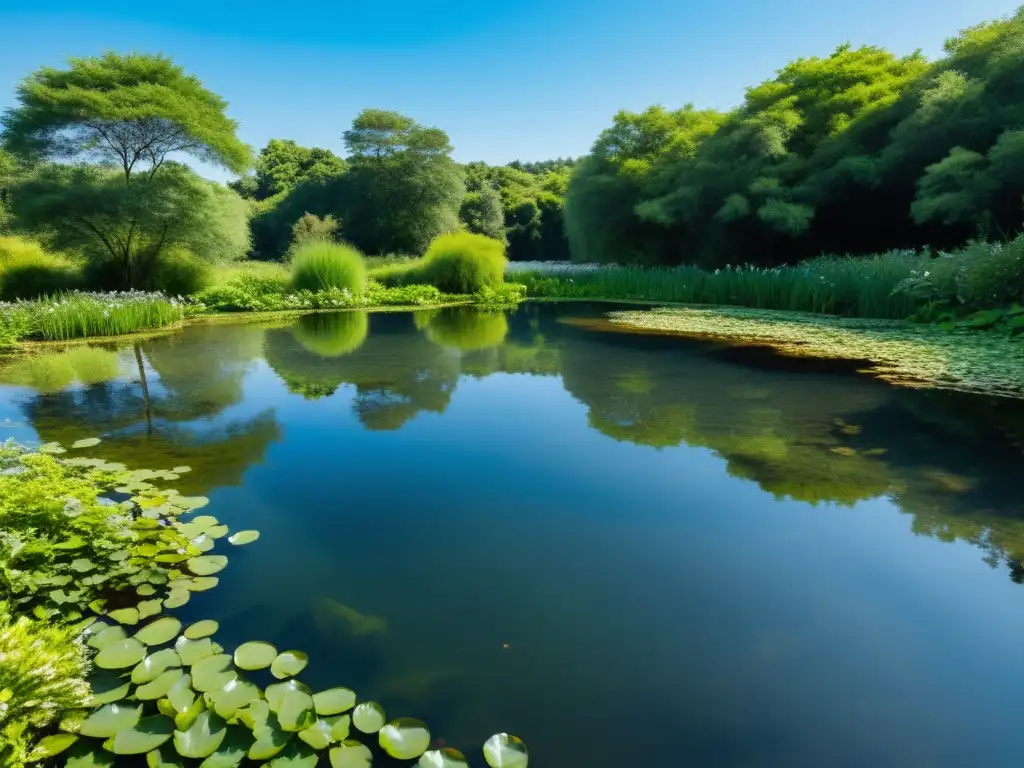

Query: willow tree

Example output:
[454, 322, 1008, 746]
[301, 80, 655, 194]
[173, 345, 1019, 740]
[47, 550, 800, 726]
[1, 53, 252, 286]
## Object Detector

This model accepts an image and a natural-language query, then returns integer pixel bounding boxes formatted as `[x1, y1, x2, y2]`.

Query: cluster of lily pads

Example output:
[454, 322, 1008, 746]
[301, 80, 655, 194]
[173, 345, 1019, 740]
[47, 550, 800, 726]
[7, 440, 528, 767]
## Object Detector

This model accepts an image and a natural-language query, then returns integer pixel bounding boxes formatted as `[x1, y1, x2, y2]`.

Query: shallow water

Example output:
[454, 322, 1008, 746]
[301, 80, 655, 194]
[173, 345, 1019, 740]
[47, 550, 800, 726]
[3, 302, 1024, 767]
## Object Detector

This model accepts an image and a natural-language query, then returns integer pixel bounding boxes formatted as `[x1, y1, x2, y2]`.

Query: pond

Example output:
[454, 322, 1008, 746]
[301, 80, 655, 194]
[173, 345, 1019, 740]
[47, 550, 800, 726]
[3, 302, 1024, 768]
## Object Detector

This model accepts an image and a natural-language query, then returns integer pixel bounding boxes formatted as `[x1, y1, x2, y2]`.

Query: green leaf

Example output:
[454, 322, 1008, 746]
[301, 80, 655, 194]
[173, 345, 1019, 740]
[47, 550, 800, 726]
[210, 678, 261, 720]
[351, 702, 385, 734]
[79, 703, 143, 738]
[136, 668, 186, 700]
[417, 748, 470, 767]
[94, 637, 147, 669]
[270, 650, 309, 679]
[266, 680, 311, 713]
[70, 558, 96, 573]
[107, 607, 141, 626]
[227, 530, 260, 546]
[187, 555, 228, 576]
[175, 636, 218, 665]
[137, 598, 164, 619]
[191, 654, 237, 693]
[297, 719, 333, 750]
[167, 673, 196, 714]
[63, 741, 115, 768]
[277, 687, 316, 733]
[483, 733, 528, 768]
[183, 620, 219, 640]
[174, 698, 205, 732]
[87, 625, 127, 651]
[312, 687, 356, 716]
[145, 744, 185, 768]
[379, 718, 431, 760]
[132, 649, 182, 684]
[267, 741, 319, 768]
[329, 740, 373, 768]
[198, 726, 253, 768]
[27, 733, 78, 761]
[233, 641, 277, 671]
[164, 590, 191, 609]
[72, 437, 102, 449]
[174, 710, 228, 759]
[102, 715, 174, 754]
[135, 617, 183, 646]
[248, 712, 292, 760]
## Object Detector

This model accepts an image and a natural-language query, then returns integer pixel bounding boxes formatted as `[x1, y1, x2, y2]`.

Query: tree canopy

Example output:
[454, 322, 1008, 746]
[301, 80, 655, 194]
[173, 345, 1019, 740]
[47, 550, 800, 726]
[231, 139, 345, 201]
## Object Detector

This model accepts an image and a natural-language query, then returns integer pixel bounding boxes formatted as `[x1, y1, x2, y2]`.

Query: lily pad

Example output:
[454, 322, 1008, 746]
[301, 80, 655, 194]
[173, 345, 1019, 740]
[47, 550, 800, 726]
[297, 719, 333, 750]
[103, 715, 174, 754]
[198, 726, 253, 768]
[234, 641, 277, 671]
[379, 718, 431, 760]
[227, 530, 260, 546]
[267, 741, 319, 768]
[87, 672, 131, 706]
[27, 733, 78, 760]
[175, 636, 219, 665]
[172, 465, 192, 474]
[137, 599, 164, 619]
[135, 617, 183, 646]
[266, 680, 311, 712]
[136, 668, 186, 700]
[183, 619, 220, 640]
[174, 698, 205, 732]
[145, 744, 185, 768]
[80, 703, 143, 738]
[210, 678, 262, 720]
[247, 712, 292, 760]
[94, 637, 147, 669]
[191, 534, 217, 553]
[87, 625, 127, 651]
[108, 607, 141, 626]
[164, 590, 191, 609]
[132, 649, 182, 684]
[313, 687, 356, 716]
[174, 710, 227, 759]
[177, 496, 210, 510]
[270, 650, 309, 679]
[72, 437, 102, 449]
[417, 748, 470, 767]
[206, 525, 230, 539]
[237, 699, 271, 731]
[278, 688, 316, 732]
[137, 584, 157, 596]
[64, 741, 115, 768]
[352, 702, 385, 734]
[166, 673, 196, 714]
[175, 576, 219, 592]
[191, 654, 237, 693]
[329, 741, 373, 768]
[187, 555, 228, 576]
[483, 733, 529, 768]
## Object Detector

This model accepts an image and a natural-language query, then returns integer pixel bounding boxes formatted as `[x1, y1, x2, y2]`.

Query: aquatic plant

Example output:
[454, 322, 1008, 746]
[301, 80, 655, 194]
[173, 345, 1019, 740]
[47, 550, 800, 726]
[0, 291, 185, 342]
[290, 242, 367, 294]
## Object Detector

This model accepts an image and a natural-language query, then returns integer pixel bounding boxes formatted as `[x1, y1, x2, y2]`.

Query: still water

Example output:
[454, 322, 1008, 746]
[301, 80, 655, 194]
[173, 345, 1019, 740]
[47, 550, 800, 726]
[3, 303, 1024, 767]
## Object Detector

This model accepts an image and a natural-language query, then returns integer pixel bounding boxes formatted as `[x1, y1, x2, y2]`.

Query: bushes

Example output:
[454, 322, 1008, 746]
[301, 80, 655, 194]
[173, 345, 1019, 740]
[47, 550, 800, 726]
[417, 232, 507, 293]
[290, 242, 366, 293]
[145, 248, 211, 296]
[0, 236, 80, 300]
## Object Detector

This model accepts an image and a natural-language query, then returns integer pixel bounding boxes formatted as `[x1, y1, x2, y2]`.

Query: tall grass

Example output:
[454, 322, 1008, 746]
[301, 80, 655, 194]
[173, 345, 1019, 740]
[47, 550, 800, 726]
[417, 232, 507, 293]
[0, 235, 81, 300]
[2, 291, 185, 342]
[291, 242, 367, 293]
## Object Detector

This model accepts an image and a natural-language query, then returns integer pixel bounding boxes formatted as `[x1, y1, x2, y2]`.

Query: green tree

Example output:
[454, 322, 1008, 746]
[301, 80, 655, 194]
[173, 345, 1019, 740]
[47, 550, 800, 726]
[337, 109, 464, 254]
[290, 212, 340, 250]
[232, 139, 346, 201]
[459, 187, 505, 240]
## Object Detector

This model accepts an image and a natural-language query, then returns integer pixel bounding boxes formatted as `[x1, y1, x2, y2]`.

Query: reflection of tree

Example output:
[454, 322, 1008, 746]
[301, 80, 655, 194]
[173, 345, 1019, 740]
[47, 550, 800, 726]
[264, 312, 459, 430]
[559, 328, 1024, 576]
[22, 324, 281, 494]
[422, 308, 508, 351]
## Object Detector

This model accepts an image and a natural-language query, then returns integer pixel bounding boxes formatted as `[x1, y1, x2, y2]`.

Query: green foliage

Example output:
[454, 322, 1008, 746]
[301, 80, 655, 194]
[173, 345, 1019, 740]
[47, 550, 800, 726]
[146, 248, 211, 296]
[292, 311, 369, 357]
[290, 212, 339, 253]
[290, 242, 366, 294]
[417, 232, 507, 293]
[1, 52, 251, 174]
[0, 346, 120, 393]
[423, 308, 509, 351]
[231, 139, 345, 201]
[2, 291, 184, 342]
[0, 235, 80, 300]
[459, 187, 505, 240]
[0, 604, 90, 768]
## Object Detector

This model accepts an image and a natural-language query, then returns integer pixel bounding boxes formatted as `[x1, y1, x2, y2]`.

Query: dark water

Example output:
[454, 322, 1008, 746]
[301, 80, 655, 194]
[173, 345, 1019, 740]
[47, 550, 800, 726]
[3, 303, 1024, 768]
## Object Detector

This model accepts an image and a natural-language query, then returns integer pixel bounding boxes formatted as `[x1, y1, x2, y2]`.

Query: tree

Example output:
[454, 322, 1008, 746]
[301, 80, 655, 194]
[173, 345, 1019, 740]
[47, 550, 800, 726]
[232, 139, 346, 201]
[337, 109, 464, 254]
[290, 212, 339, 250]
[459, 188, 505, 240]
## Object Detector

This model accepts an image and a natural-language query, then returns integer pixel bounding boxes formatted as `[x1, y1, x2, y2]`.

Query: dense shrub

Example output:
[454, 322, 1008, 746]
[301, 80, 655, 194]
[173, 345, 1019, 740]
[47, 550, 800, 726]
[417, 232, 507, 293]
[289, 212, 339, 255]
[0, 236, 80, 300]
[291, 242, 366, 294]
[955, 239, 1024, 308]
[146, 248, 212, 296]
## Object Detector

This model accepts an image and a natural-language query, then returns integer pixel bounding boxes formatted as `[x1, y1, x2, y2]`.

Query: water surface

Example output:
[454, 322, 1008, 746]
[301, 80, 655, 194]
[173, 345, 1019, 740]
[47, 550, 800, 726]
[3, 303, 1024, 767]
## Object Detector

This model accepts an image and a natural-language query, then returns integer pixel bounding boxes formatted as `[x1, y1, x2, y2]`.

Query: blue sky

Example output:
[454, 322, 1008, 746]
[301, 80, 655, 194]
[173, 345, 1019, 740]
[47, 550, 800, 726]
[1, 0, 1020, 180]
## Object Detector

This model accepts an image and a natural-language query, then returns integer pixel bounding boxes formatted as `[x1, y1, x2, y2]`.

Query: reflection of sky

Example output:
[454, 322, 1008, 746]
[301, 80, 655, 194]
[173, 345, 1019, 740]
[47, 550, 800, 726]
[2, 315, 1024, 768]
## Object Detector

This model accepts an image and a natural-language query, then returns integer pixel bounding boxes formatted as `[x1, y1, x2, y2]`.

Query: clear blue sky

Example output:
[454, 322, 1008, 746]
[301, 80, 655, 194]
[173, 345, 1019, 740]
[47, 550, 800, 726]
[1, 0, 1020, 180]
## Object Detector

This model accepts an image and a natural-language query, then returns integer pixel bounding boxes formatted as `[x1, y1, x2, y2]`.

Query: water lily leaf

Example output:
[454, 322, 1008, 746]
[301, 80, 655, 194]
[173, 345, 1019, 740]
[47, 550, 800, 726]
[174, 698, 205, 732]
[227, 530, 260, 546]
[380, 718, 431, 760]
[79, 703, 143, 738]
[313, 688, 356, 716]
[135, 617, 182, 646]
[237, 699, 270, 731]
[87, 625, 127, 651]
[187, 555, 228, 577]
[72, 437, 102, 449]
[131, 648, 181, 684]
[328, 740, 373, 768]
[417, 748, 470, 767]
[59, 710, 88, 734]
[174, 709, 227, 759]
[206, 525, 230, 539]
[191, 534, 216, 553]
[175, 636, 218, 665]
[158, 699, 177, 718]
[248, 712, 292, 760]
[39, 441, 65, 454]
[234, 641, 277, 671]
[87, 672, 131, 706]
[164, 590, 191, 609]
[198, 726, 253, 768]
[64, 741, 115, 768]
[210, 678, 261, 720]
[172, 465, 192, 474]
[70, 558, 96, 573]
[108, 607, 140, 626]
[137, 599, 164, 619]
[483, 734, 528, 768]
[178, 496, 210, 510]
[278, 688, 316, 732]
[267, 741, 319, 768]
[270, 650, 308, 680]
[297, 719, 333, 750]
[137, 584, 157, 596]
[103, 715, 174, 754]
[167, 673, 196, 714]
[95, 638, 147, 669]
[352, 702, 385, 734]
[266, 680, 311, 713]
[175, 576, 219, 592]
[326, 715, 351, 743]
[145, 744, 185, 768]
[136, 668, 186, 700]
[28, 733, 78, 760]
[183, 620, 220, 640]
[191, 654, 237, 693]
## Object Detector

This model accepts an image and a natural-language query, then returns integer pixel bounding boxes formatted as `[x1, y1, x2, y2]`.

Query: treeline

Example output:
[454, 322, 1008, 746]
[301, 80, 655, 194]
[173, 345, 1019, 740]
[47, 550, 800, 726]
[565, 6, 1024, 267]
[234, 129, 572, 261]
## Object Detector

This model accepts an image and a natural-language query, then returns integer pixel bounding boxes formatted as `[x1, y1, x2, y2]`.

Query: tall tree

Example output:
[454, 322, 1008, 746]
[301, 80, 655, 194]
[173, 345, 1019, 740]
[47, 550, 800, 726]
[232, 139, 346, 201]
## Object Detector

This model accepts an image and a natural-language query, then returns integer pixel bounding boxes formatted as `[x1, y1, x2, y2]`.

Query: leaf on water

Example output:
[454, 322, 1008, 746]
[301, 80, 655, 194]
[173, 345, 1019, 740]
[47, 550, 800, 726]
[102, 715, 174, 755]
[174, 710, 228, 759]
[270, 650, 309, 680]
[197, 725, 253, 768]
[135, 668, 186, 701]
[87, 625, 127, 651]
[227, 530, 260, 546]
[27, 733, 78, 761]
[266, 680, 311, 713]
[134, 617, 182, 646]
[247, 711, 292, 761]
[187, 555, 228, 577]
[234, 641, 277, 671]
[63, 740, 116, 768]
[132, 649, 182, 684]
[175, 636, 219, 666]
[351, 702, 385, 734]
[191, 654, 237, 693]
[107, 607, 141, 626]
[328, 740, 373, 768]
[266, 740, 319, 768]
[417, 748, 470, 768]
[87, 672, 132, 706]
[210, 678, 262, 720]
[312, 687, 356, 716]
[72, 437, 102, 449]
[94, 638, 147, 669]
[164, 590, 191, 609]
[183, 619, 219, 640]
[483, 733, 529, 768]
[379, 718, 431, 760]
[79, 703, 143, 738]
[166, 673, 196, 714]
